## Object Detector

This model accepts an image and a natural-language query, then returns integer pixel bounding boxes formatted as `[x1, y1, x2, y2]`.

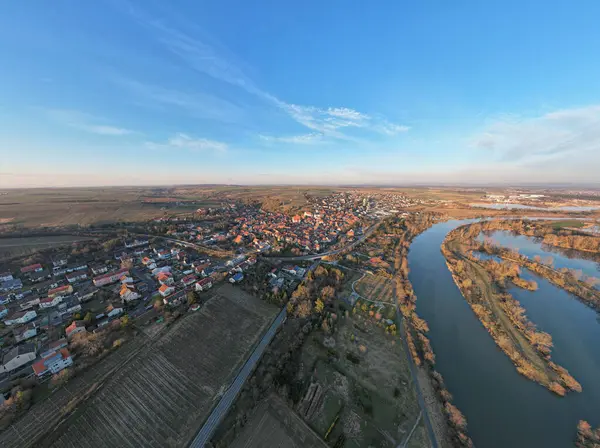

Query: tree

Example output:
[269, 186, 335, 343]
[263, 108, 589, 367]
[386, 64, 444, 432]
[296, 301, 312, 318]
[187, 291, 197, 306]
[320, 286, 335, 302]
[83, 312, 93, 323]
[315, 299, 325, 314]
[120, 315, 130, 328]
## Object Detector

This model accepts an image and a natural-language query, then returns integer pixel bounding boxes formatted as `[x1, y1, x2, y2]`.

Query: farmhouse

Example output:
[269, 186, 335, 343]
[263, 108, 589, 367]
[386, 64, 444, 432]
[32, 348, 73, 378]
[0, 344, 36, 373]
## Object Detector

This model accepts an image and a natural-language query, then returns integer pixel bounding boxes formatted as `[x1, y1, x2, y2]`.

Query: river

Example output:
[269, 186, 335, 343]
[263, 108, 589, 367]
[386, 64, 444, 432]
[408, 220, 600, 448]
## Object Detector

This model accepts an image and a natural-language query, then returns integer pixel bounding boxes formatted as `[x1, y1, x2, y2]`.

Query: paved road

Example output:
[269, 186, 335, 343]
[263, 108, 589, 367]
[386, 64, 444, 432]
[397, 308, 438, 448]
[189, 306, 288, 448]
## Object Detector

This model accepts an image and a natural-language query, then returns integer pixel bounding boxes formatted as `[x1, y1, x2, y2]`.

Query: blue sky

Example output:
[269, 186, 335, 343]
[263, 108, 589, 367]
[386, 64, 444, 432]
[2, 0, 600, 187]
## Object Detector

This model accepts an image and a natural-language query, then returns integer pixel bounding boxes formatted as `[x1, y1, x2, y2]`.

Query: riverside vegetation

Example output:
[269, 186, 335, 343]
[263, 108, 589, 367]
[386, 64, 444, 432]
[442, 224, 582, 396]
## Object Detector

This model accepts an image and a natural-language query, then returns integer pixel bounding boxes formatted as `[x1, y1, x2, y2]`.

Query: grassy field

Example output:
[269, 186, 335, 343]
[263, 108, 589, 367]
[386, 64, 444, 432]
[229, 395, 328, 448]
[354, 274, 395, 303]
[298, 300, 428, 448]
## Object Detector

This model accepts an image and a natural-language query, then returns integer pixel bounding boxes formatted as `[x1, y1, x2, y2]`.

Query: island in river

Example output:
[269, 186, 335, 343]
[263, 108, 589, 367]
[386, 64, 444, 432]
[408, 218, 600, 448]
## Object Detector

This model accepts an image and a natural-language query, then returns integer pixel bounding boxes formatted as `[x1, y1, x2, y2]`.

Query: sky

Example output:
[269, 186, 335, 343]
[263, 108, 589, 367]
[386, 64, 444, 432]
[2, 0, 600, 187]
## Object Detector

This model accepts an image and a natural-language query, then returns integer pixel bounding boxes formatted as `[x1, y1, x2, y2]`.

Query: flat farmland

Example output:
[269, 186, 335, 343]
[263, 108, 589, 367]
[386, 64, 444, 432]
[46, 285, 278, 448]
[0, 335, 150, 448]
[230, 395, 328, 448]
[354, 274, 395, 303]
[0, 235, 94, 258]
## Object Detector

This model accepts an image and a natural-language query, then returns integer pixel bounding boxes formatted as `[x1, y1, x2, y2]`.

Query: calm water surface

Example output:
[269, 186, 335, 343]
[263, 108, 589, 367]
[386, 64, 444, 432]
[408, 220, 600, 448]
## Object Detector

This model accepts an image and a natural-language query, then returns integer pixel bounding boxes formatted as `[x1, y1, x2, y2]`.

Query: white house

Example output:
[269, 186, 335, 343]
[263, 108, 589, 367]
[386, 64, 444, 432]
[159, 284, 175, 297]
[32, 349, 73, 378]
[14, 324, 37, 343]
[4, 310, 37, 326]
[1, 344, 36, 373]
[107, 307, 123, 318]
[39, 296, 64, 309]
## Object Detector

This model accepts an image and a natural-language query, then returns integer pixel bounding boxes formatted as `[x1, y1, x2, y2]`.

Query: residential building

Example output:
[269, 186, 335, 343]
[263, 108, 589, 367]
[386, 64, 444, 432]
[65, 320, 87, 339]
[32, 349, 73, 378]
[0, 305, 7, 318]
[18, 296, 40, 310]
[40, 338, 68, 358]
[91, 264, 109, 275]
[66, 271, 87, 283]
[195, 278, 213, 292]
[30, 269, 51, 283]
[20, 263, 43, 274]
[1, 344, 36, 373]
[4, 310, 37, 326]
[107, 306, 123, 318]
[181, 274, 196, 287]
[52, 256, 68, 268]
[229, 272, 244, 284]
[157, 272, 174, 286]
[163, 290, 185, 306]
[39, 296, 64, 309]
[0, 278, 23, 292]
[125, 238, 149, 248]
[0, 272, 13, 282]
[48, 284, 73, 298]
[14, 324, 37, 343]
[93, 268, 129, 287]
[159, 284, 175, 297]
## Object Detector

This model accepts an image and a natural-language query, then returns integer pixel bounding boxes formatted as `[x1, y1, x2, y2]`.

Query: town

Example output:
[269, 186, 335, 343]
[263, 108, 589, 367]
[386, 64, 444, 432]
[0, 190, 429, 420]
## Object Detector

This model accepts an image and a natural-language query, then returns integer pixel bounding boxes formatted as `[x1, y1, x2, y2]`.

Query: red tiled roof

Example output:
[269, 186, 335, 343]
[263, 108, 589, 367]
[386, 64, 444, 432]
[21, 263, 42, 273]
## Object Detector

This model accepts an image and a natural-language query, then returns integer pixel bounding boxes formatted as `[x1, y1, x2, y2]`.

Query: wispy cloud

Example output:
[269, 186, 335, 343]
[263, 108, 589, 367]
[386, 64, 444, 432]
[259, 133, 323, 144]
[127, 7, 408, 141]
[114, 77, 246, 124]
[145, 133, 227, 152]
[45, 109, 135, 136]
[471, 105, 600, 163]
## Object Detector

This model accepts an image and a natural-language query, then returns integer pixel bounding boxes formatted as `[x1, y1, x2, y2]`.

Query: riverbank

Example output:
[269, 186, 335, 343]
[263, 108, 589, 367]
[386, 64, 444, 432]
[377, 213, 473, 447]
[441, 230, 581, 396]
[474, 241, 600, 313]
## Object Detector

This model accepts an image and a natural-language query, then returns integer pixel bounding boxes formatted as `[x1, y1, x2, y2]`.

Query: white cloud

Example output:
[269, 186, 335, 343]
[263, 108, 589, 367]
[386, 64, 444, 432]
[146, 133, 227, 152]
[45, 109, 135, 136]
[471, 105, 600, 163]
[259, 133, 323, 144]
[129, 8, 408, 141]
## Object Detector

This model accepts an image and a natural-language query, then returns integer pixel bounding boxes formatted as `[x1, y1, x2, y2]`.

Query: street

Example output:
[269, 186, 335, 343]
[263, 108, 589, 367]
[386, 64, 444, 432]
[189, 306, 287, 448]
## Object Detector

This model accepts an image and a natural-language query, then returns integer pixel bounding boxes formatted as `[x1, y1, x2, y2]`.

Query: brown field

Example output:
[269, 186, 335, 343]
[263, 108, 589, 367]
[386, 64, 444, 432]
[230, 395, 328, 448]
[354, 273, 395, 303]
[0, 285, 277, 448]
[0, 235, 94, 258]
[44, 285, 277, 448]
[0, 335, 150, 448]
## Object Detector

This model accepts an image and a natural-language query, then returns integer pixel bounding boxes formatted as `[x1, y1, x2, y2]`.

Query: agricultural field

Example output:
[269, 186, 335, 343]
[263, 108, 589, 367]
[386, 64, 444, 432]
[42, 285, 277, 448]
[297, 301, 429, 448]
[354, 274, 395, 303]
[229, 395, 328, 448]
[0, 235, 94, 258]
[0, 334, 150, 448]
[0, 186, 337, 228]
